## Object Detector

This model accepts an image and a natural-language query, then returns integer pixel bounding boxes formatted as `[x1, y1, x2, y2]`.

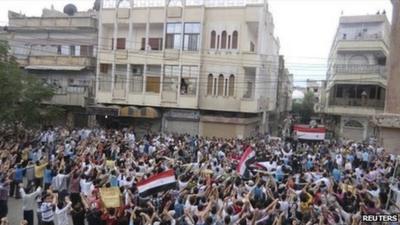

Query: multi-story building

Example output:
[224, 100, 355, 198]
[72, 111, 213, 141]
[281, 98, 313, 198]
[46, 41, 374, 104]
[6, 5, 98, 127]
[93, 0, 280, 137]
[306, 79, 322, 102]
[272, 55, 293, 135]
[322, 14, 390, 141]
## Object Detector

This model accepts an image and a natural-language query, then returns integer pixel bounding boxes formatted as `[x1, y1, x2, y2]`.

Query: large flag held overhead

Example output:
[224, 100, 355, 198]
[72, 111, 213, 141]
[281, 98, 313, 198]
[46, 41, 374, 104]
[293, 125, 326, 141]
[137, 169, 177, 197]
[236, 146, 256, 177]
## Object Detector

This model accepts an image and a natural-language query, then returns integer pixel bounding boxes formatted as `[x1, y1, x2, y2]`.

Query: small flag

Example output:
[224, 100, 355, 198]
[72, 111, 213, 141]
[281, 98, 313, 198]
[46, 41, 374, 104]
[137, 169, 176, 197]
[236, 146, 255, 177]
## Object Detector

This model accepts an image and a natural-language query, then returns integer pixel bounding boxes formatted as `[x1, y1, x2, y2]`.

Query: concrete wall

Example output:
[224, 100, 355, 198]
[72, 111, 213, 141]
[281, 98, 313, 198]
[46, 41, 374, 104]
[380, 127, 400, 154]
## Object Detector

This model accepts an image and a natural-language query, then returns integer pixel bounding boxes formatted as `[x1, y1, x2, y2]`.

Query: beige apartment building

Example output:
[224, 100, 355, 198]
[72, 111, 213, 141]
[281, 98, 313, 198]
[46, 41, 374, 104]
[93, 0, 280, 137]
[322, 14, 390, 141]
[5, 5, 98, 127]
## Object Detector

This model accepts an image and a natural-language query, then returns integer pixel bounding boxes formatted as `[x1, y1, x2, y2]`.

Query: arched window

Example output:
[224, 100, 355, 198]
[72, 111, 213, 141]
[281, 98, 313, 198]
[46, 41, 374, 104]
[218, 74, 224, 96]
[344, 120, 364, 128]
[217, 35, 220, 49]
[232, 31, 238, 49]
[221, 31, 227, 49]
[224, 79, 228, 96]
[207, 74, 213, 95]
[228, 74, 235, 96]
[213, 78, 217, 95]
[228, 35, 231, 49]
[210, 31, 216, 49]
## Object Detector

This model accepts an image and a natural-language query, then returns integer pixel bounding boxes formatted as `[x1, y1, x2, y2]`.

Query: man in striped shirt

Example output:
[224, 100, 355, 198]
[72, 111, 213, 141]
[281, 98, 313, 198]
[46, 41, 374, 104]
[40, 192, 57, 225]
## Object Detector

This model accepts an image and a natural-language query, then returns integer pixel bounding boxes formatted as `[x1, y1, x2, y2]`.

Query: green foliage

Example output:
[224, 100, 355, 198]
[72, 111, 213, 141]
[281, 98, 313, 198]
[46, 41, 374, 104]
[0, 41, 64, 128]
[292, 91, 316, 123]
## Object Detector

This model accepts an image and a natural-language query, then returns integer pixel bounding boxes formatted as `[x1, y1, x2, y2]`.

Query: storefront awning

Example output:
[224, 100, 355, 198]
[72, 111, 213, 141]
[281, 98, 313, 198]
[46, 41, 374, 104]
[25, 65, 86, 71]
[87, 104, 120, 117]
[120, 106, 160, 118]
[120, 106, 140, 117]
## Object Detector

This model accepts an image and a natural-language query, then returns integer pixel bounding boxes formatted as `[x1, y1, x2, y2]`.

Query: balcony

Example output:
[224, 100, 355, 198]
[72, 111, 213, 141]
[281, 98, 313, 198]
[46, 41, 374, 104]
[8, 17, 97, 30]
[334, 64, 387, 78]
[26, 56, 95, 70]
[44, 87, 90, 107]
[330, 97, 384, 109]
[103, 0, 264, 8]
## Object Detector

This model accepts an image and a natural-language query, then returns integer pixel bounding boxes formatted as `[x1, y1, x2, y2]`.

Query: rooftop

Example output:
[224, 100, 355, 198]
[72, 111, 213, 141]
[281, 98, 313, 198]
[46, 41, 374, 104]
[339, 14, 389, 24]
[102, 0, 265, 8]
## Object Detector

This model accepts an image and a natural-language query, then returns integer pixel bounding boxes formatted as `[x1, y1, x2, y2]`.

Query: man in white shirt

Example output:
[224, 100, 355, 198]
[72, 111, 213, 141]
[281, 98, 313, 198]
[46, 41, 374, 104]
[20, 184, 42, 225]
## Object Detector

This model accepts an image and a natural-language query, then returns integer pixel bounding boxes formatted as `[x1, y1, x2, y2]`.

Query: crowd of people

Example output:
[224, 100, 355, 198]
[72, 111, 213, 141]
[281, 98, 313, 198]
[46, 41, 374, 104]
[0, 126, 399, 225]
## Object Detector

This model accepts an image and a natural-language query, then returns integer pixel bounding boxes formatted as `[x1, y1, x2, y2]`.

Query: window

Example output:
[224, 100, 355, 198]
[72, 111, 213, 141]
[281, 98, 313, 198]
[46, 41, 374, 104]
[166, 23, 182, 49]
[184, 23, 200, 51]
[70, 46, 76, 56]
[112, 38, 126, 50]
[336, 86, 343, 98]
[146, 65, 161, 93]
[210, 31, 216, 49]
[207, 74, 213, 95]
[163, 65, 179, 92]
[181, 66, 198, 95]
[217, 35, 220, 49]
[228, 75, 235, 96]
[250, 42, 255, 52]
[232, 31, 238, 49]
[228, 35, 231, 49]
[117, 38, 126, 50]
[213, 78, 217, 96]
[80, 45, 93, 57]
[221, 31, 227, 49]
[99, 63, 111, 91]
[218, 74, 224, 96]
[244, 82, 253, 98]
[224, 79, 228, 96]
[57, 45, 62, 55]
[100, 64, 109, 73]
[130, 65, 143, 93]
[114, 64, 126, 90]
[141, 38, 163, 51]
[344, 120, 363, 128]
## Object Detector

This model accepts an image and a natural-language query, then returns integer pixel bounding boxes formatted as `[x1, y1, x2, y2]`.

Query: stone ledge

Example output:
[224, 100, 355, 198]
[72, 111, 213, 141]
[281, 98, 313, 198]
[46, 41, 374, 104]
[373, 113, 400, 128]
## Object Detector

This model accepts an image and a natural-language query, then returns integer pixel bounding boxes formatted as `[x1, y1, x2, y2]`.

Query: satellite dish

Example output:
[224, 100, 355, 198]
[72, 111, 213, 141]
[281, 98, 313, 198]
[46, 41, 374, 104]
[63, 4, 78, 16]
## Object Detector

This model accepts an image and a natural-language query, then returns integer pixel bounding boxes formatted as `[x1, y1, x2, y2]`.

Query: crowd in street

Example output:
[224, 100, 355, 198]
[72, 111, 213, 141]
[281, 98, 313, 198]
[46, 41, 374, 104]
[0, 126, 399, 225]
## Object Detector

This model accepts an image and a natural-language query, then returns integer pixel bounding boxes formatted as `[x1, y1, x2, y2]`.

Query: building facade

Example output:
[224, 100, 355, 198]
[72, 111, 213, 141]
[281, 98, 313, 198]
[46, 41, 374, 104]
[93, 0, 280, 138]
[322, 14, 390, 141]
[6, 6, 98, 127]
[271, 55, 293, 136]
[374, 0, 400, 154]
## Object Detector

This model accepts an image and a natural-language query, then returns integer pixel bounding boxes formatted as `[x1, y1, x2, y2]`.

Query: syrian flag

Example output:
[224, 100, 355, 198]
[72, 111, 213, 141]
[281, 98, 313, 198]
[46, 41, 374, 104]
[236, 146, 256, 177]
[293, 125, 326, 141]
[137, 169, 177, 197]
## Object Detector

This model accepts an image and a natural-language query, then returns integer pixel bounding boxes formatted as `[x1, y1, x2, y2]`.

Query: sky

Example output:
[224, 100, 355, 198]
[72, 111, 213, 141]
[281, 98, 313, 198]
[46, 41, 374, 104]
[0, 0, 393, 86]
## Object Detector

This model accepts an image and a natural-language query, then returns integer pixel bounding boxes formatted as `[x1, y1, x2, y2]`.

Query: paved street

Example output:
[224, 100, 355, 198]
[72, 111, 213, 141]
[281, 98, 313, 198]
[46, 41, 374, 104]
[7, 197, 23, 225]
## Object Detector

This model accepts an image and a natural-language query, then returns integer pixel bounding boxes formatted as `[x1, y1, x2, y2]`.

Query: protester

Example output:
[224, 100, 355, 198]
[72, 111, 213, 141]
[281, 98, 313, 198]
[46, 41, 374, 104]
[0, 126, 399, 225]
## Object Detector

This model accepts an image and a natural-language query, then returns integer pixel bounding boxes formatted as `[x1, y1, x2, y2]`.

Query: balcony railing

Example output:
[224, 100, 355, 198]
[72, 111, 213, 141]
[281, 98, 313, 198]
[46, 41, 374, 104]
[330, 97, 384, 108]
[334, 64, 387, 77]
[103, 0, 264, 8]
[28, 55, 95, 68]
[9, 17, 97, 29]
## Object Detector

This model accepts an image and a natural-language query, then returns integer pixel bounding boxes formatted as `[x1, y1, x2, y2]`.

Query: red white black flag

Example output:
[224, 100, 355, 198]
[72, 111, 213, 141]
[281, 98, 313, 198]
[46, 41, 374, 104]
[236, 146, 256, 177]
[137, 169, 177, 196]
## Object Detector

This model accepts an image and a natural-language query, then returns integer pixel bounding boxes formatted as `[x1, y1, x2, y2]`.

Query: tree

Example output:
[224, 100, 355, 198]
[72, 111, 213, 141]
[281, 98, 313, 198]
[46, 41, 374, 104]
[0, 41, 64, 130]
[292, 91, 316, 123]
